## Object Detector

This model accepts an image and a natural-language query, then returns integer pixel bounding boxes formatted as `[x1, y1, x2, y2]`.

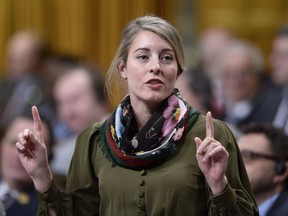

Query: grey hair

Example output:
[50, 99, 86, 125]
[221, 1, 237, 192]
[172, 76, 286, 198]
[219, 39, 264, 73]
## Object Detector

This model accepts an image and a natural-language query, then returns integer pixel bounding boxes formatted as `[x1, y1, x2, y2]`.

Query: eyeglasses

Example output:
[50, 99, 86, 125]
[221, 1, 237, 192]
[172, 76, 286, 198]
[240, 150, 281, 163]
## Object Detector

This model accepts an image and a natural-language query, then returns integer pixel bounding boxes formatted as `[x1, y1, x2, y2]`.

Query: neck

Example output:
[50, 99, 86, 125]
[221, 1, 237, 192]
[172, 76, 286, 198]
[130, 98, 160, 130]
[132, 105, 153, 130]
[255, 184, 283, 205]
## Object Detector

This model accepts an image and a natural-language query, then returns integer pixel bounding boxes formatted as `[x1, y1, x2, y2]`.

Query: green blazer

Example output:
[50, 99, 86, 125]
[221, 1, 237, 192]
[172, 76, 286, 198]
[38, 114, 259, 216]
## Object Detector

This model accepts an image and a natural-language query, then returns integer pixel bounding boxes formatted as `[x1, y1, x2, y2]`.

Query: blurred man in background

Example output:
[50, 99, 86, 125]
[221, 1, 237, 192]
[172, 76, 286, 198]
[270, 26, 288, 134]
[219, 39, 281, 128]
[197, 27, 234, 118]
[175, 67, 212, 114]
[0, 31, 52, 128]
[238, 123, 288, 216]
[50, 63, 110, 178]
[0, 111, 54, 216]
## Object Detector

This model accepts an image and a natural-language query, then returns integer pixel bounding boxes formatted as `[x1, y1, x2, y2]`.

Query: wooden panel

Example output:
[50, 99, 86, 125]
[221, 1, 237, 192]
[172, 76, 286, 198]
[196, 0, 288, 69]
[1, 0, 286, 77]
[0, 0, 11, 77]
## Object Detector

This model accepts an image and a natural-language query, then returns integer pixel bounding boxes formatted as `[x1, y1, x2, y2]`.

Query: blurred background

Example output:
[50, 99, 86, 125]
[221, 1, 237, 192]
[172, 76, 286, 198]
[1, 2, 288, 214]
[0, 0, 287, 78]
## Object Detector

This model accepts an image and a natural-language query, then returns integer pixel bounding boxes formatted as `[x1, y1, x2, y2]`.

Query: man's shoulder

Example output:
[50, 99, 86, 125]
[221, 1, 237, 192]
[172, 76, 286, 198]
[267, 188, 288, 216]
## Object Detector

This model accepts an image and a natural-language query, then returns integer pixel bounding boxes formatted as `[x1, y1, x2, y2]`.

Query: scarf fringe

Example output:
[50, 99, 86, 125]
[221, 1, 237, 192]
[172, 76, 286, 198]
[99, 122, 118, 167]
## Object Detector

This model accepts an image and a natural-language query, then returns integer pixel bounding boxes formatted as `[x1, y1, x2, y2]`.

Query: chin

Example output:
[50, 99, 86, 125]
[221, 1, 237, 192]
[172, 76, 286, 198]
[147, 90, 171, 100]
[145, 95, 168, 104]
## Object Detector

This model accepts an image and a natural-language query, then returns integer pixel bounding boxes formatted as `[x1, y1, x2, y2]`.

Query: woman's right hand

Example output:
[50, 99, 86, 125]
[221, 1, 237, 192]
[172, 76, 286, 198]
[194, 112, 228, 195]
[16, 106, 53, 192]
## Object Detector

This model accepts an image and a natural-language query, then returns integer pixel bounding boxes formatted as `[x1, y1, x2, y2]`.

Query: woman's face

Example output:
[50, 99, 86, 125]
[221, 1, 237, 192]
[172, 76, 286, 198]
[119, 30, 178, 108]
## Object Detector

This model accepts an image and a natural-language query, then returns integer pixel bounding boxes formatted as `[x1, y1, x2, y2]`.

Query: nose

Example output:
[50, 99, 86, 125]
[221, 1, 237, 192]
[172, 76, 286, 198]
[149, 58, 161, 74]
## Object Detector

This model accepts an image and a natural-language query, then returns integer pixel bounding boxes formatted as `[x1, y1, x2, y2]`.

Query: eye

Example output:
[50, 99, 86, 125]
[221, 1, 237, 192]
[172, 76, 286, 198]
[136, 55, 149, 60]
[160, 55, 173, 63]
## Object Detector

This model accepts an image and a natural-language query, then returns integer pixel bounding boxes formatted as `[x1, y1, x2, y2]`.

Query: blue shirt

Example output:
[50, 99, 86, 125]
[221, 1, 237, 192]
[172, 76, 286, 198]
[259, 193, 280, 216]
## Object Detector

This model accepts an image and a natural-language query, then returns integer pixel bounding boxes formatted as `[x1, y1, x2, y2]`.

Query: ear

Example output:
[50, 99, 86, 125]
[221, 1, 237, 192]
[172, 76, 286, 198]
[118, 60, 127, 79]
[273, 161, 288, 184]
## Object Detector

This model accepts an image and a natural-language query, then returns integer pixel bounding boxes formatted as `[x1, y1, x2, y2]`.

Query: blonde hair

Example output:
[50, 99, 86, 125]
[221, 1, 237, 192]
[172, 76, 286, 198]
[106, 15, 186, 103]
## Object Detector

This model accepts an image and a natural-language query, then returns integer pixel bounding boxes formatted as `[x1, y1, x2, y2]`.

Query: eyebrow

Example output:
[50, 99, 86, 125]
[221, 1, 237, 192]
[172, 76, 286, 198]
[134, 47, 174, 53]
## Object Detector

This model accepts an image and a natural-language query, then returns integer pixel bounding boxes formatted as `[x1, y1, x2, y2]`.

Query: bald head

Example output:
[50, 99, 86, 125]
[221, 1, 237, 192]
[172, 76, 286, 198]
[6, 31, 46, 80]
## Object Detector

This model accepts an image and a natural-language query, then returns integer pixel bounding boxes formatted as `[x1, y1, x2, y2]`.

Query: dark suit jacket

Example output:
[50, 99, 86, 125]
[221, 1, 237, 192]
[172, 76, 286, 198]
[224, 76, 283, 128]
[240, 77, 282, 126]
[6, 188, 39, 216]
[266, 188, 288, 216]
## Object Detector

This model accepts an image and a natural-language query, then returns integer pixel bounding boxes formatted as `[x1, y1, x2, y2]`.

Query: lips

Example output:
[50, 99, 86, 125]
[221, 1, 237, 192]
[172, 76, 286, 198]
[146, 78, 163, 84]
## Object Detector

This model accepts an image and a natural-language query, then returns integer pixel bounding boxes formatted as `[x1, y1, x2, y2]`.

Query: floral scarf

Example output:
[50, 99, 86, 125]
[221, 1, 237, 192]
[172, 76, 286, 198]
[100, 89, 200, 169]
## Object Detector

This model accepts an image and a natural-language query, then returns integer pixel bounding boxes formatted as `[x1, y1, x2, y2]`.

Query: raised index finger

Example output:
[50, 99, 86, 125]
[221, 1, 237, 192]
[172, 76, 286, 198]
[206, 111, 214, 138]
[32, 106, 42, 138]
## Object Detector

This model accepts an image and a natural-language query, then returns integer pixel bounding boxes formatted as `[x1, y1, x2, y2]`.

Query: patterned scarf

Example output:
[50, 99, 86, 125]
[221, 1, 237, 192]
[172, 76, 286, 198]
[100, 89, 200, 169]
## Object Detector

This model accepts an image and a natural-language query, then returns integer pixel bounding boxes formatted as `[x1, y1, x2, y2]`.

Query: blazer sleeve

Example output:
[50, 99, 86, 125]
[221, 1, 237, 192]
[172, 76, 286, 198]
[195, 117, 259, 216]
[37, 123, 101, 216]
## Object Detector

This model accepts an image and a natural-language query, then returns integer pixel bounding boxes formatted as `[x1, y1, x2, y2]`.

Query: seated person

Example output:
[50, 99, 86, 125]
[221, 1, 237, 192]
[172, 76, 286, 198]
[219, 39, 282, 128]
[238, 123, 288, 216]
[50, 63, 110, 177]
[0, 112, 54, 216]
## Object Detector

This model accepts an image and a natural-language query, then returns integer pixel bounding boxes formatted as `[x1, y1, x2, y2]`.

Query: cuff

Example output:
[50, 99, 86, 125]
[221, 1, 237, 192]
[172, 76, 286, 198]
[38, 180, 60, 208]
[209, 183, 236, 211]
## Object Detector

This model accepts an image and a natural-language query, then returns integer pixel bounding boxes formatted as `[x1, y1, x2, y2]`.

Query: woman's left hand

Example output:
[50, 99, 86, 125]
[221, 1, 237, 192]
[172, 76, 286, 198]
[194, 111, 229, 195]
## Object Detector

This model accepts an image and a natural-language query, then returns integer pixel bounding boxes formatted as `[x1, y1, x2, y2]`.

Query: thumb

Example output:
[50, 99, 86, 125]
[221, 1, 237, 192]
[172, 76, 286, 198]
[29, 131, 42, 146]
[194, 137, 202, 150]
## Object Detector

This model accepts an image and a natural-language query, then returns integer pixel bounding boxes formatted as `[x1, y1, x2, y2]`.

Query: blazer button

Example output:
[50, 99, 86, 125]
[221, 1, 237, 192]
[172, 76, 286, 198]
[48, 202, 54, 208]
[139, 179, 145, 186]
[138, 211, 146, 216]
[138, 201, 145, 210]
[138, 190, 144, 198]
[41, 194, 49, 201]
[140, 170, 147, 176]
